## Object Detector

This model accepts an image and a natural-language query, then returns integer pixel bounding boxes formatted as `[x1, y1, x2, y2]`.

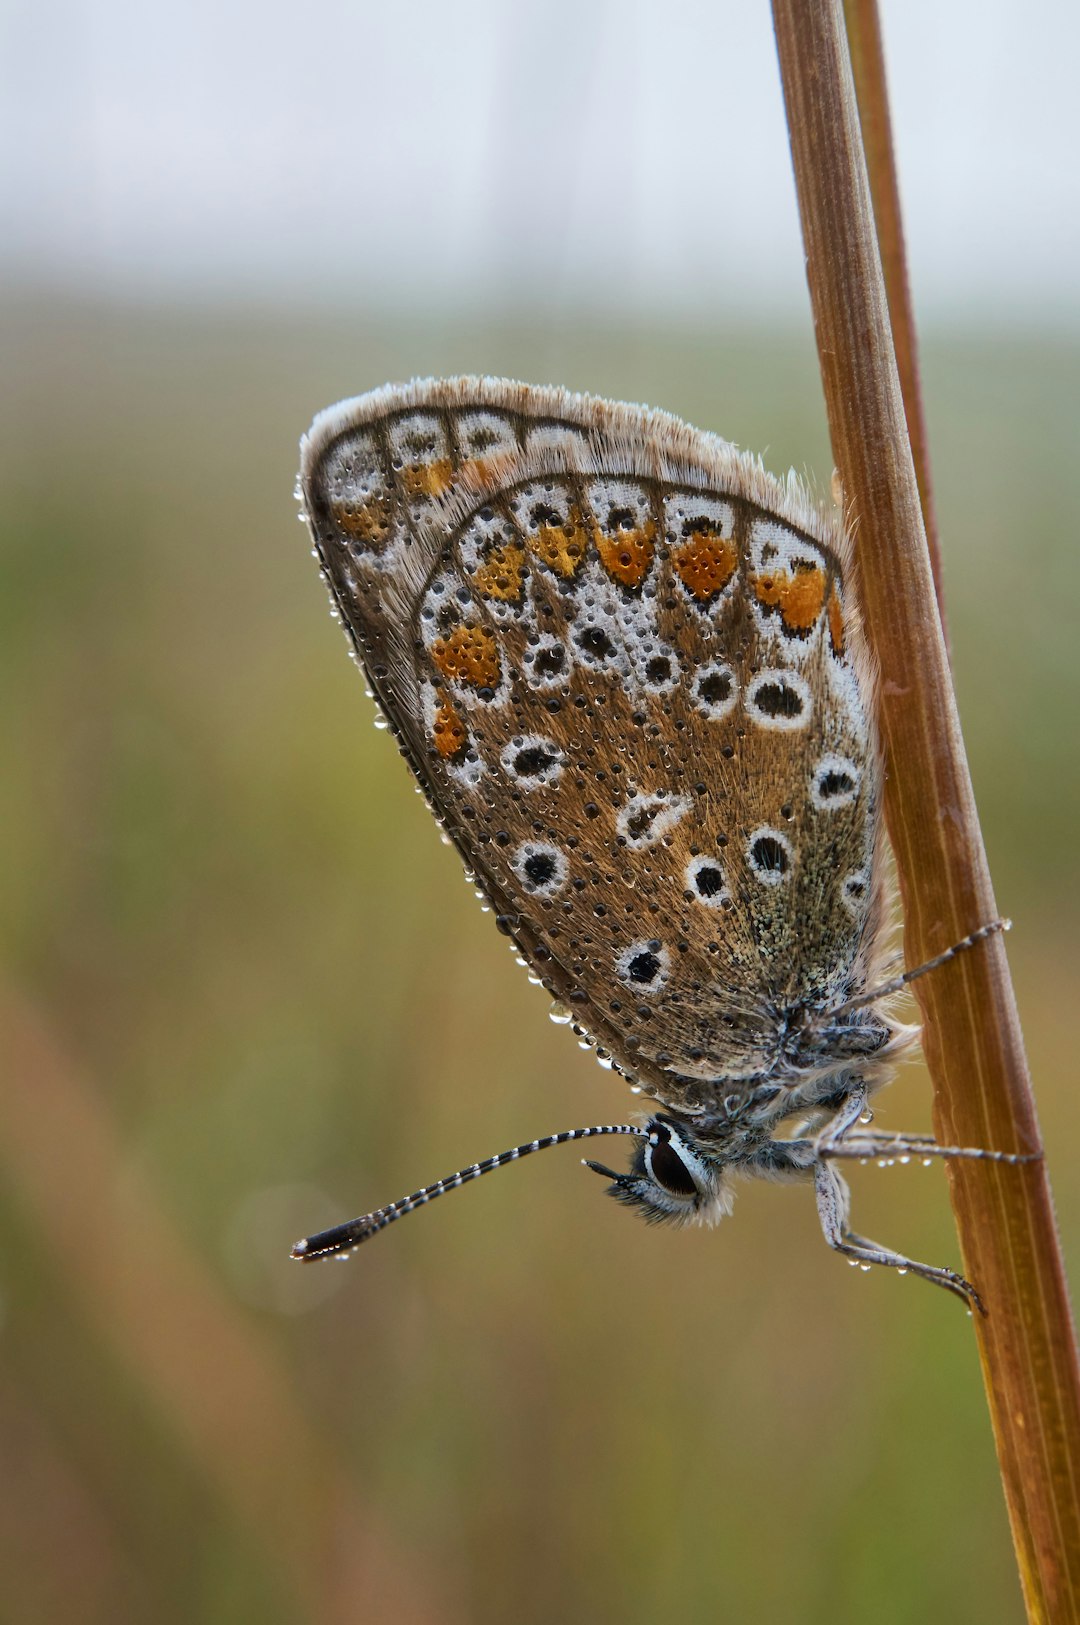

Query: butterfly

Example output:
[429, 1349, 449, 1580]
[293, 376, 1018, 1308]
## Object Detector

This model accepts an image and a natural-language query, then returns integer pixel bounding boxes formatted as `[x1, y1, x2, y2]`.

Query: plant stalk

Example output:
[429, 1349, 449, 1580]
[842, 0, 946, 635]
[771, 2, 1080, 1619]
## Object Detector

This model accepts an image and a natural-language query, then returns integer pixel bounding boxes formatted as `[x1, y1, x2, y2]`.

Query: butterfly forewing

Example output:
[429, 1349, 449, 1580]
[300, 378, 882, 1114]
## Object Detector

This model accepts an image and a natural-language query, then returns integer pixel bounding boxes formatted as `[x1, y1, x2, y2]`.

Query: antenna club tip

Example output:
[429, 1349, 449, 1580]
[291, 1240, 310, 1260]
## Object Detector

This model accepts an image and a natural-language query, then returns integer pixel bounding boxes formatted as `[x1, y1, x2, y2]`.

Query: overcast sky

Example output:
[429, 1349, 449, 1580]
[2, 0, 1076, 323]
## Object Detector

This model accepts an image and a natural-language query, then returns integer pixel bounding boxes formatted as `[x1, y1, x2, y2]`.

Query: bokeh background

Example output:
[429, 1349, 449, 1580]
[2, 3, 1078, 1622]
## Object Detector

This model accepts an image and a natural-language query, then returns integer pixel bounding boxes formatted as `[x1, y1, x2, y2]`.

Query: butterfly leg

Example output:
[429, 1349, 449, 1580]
[818, 1130, 1039, 1166]
[812, 1159, 983, 1311]
[814, 1079, 870, 1149]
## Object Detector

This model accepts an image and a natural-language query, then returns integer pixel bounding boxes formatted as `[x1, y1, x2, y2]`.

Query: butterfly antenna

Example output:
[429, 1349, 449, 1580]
[291, 1123, 645, 1260]
[833, 918, 1011, 1016]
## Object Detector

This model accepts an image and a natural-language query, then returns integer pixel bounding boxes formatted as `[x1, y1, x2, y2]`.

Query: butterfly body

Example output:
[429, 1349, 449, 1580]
[297, 377, 1006, 1302]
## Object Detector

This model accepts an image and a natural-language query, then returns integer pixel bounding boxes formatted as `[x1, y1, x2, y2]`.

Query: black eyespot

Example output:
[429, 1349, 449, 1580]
[625, 804, 658, 842]
[648, 1136, 698, 1197]
[841, 869, 869, 917]
[685, 853, 729, 907]
[682, 513, 721, 537]
[695, 864, 725, 898]
[754, 680, 803, 718]
[516, 746, 555, 775]
[646, 655, 672, 684]
[617, 792, 689, 849]
[501, 735, 564, 787]
[745, 670, 814, 729]
[617, 939, 669, 991]
[698, 670, 730, 706]
[576, 625, 617, 661]
[513, 840, 568, 896]
[750, 833, 790, 878]
[812, 755, 862, 809]
[533, 643, 566, 677]
[521, 744, 557, 778]
[627, 950, 660, 983]
[530, 502, 562, 528]
[607, 506, 636, 531]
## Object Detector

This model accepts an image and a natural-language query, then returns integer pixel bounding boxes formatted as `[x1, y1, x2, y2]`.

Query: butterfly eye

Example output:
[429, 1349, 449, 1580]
[645, 1125, 700, 1199]
[583, 1116, 727, 1227]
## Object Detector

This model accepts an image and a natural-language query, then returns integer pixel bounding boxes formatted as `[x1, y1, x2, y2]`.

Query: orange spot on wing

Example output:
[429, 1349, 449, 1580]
[432, 696, 469, 760]
[828, 586, 845, 654]
[431, 624, 502, 690]
[594, 522, 656, 589]
[752, 565, 826, 633]
[457, 453, 514, 491]
[528, 517, 588, 579]
[473, 542, 526, 602]
[400, 459, 454, 499]
[672, 529, 738, 602]
[330, 496, 394, 550]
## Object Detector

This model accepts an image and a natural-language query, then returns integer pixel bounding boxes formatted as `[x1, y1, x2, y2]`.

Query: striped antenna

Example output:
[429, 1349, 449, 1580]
[833, 918, 1011, 1016]
[291, 1123, 645, 1261]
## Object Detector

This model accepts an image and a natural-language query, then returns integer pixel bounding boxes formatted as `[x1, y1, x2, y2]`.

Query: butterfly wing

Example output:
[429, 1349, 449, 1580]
[300, 378, 883, 1114]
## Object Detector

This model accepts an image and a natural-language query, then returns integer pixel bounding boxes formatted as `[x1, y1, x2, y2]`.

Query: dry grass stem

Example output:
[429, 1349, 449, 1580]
[771, 2, 1080, 1619]
[842, 0, 946, 635]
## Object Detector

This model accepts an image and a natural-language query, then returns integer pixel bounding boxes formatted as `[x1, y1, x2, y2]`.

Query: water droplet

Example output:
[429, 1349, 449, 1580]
[922, 1157, 933, 1167]
[859, 1263, 872, 1272]
[897, 1267, 908, 1275]
[899, 1154, 910, 1165]
[549, 1003, 572, 1026]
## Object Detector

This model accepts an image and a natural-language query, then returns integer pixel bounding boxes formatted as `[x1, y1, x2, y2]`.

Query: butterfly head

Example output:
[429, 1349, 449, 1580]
[584, 1114, 734, 1228]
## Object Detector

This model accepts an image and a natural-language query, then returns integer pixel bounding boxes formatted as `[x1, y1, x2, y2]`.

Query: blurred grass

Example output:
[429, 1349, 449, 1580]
[0, 294, 1076, 1623]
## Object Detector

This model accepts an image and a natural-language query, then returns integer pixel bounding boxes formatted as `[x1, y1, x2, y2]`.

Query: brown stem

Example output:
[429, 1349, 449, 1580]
[771, 2, 1080, 1620]
[843, 0, 947, 640]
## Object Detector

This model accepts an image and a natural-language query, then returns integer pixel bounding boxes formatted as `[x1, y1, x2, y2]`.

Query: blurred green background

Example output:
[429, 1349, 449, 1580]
[3, 1, 1079, 1620]
[2, 300, 1077, 1625]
